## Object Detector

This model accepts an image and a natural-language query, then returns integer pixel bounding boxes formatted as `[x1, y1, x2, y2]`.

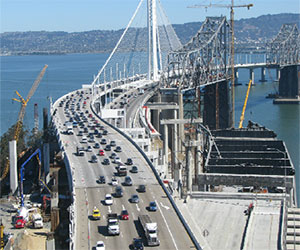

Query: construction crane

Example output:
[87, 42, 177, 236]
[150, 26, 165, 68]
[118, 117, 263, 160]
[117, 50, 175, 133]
[188, 1, 253, 127]
[238, 79, 252, 128]
[0, 65, 48, 182]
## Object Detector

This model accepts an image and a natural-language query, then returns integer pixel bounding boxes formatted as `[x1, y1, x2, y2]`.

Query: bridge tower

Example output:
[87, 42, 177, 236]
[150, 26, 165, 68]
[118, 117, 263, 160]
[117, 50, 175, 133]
[147, 0, 159, 81]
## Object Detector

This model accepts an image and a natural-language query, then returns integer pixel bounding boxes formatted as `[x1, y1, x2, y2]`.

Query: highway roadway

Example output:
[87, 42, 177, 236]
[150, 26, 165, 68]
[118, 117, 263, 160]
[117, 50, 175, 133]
[53, 86, 196, 250]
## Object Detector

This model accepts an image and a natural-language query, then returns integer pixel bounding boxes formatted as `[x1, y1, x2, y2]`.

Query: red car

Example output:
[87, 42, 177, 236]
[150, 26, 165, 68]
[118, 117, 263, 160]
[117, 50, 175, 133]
[120, 210, 129, 220]
[88, 114, 93, 118]
[15, 216, 26, 229]
[99, 149, 105, 156]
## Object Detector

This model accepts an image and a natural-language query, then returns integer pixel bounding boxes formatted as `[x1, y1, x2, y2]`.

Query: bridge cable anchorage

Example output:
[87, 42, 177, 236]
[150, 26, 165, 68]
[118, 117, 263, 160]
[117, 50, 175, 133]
[267, 23, 300, 66]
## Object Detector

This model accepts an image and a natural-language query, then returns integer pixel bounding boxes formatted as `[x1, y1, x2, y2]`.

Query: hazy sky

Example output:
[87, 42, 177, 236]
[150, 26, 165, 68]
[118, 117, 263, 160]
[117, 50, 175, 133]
[1, 0, 299, 32]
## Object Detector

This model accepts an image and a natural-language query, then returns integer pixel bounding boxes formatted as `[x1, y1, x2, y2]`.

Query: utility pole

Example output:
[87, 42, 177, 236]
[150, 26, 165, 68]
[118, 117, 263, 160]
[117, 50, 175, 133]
[188, 1, 253, 127]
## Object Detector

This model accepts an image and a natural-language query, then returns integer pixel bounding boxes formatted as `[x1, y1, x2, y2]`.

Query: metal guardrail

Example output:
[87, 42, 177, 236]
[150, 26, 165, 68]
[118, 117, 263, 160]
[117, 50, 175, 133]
[90, 96, 202, 250]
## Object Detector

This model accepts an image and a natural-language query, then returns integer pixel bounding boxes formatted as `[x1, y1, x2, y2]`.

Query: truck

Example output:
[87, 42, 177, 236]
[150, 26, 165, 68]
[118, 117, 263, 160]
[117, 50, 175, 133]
[138, 215, 160, 246]
[117, 164, 127, 176]
[32, 213, 43, 228]
[107, 213, 120, 235]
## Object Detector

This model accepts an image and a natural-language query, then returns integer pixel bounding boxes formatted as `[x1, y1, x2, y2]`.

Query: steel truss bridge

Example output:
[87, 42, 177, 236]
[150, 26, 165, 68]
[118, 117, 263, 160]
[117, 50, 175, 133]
[164, 17, 300, 90]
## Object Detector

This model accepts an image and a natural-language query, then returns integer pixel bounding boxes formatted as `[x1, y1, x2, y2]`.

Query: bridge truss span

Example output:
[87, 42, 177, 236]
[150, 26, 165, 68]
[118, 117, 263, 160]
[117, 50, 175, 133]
[166, 16, 231, 89]
[267, 23, 300, 66]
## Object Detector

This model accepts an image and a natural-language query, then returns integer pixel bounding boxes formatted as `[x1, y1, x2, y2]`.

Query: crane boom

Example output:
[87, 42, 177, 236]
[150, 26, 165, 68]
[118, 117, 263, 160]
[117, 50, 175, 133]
[238, 79, 252, 128]
[0, 65, 48, 182]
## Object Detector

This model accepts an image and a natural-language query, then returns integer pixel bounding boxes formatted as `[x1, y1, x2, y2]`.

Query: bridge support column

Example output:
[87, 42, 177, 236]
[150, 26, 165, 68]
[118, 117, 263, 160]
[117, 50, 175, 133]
[276, 68, 280, 81]
[250, 69, 254, 85]
[278, 65, 300, 99]
[9, 140, 18, 195]
[163, 124, 169, 176]
[260, 67, 266, 82]
[203, 80, 231, 129]
[178, 89, 184, 152]
[234, 69, 239, 85]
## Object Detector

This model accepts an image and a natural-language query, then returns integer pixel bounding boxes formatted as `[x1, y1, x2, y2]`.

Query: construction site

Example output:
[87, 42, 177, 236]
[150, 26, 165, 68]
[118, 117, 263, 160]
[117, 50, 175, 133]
[0, 65, 71, 250]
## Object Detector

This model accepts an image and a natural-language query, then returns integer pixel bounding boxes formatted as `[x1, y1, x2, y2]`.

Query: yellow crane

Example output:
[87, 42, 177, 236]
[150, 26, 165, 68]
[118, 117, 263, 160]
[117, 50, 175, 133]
[239, 79, 252, 128]
[0, 65, 48, 181]
[188, 1, 253, 127]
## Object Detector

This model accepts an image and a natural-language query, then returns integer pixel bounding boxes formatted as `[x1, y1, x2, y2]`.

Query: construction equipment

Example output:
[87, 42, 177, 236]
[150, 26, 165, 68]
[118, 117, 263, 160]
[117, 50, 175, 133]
[238, 79, 252, 128]
[0, 65, 48, 181]
[188, 2, 253, 127]
[20, 148, 42, 207]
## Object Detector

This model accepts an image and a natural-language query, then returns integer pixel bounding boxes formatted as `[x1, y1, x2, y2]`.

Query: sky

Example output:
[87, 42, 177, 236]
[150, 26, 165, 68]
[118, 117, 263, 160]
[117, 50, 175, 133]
[0, 0, 299, 33]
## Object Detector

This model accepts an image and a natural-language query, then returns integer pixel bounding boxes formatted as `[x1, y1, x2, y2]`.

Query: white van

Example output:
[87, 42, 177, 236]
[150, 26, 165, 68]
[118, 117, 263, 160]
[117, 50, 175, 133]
[81, 136, 87, 143]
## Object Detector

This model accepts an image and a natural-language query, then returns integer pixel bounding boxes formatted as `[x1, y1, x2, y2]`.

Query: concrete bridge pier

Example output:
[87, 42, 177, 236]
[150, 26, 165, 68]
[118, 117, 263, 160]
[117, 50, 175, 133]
[234, 69, 239, 85]
[152, 91, 161, 132]
[260, 67, 267, 82]
[276, 68, 281, 81]
[250, 68, 255, 85]
[163, 124, 169, 177]
[277, 64, 300, 100]
[178, 89, 184, 152]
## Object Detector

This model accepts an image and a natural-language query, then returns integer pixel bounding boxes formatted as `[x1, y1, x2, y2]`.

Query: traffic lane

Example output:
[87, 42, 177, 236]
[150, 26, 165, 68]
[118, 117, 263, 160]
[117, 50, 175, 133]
[87, 186, 141, 250]
[145, 185, 196, 250]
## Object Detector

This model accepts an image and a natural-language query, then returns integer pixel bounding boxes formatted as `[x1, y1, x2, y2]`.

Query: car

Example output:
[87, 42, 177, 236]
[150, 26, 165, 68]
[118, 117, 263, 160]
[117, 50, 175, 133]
[97, 176, 106, 184]
[110, 152, 117, 159]
[102, 130, 108, 135]
[132, 238, 144, 250]
[15, 216, 26, 229]
[99, 149, 105, 156]
[130, 194, 139, 203]
[149, 201, 157, 211]
[126, 158, 133, 165]
[92, 207, 101, 220]
[115, 146, 122, 152]
[88, 137, 95, 143]
[100, 138, 107, 145]
[81, 136, 87, 143]
[102, 158, 110, 165]
[99, 125, 105, 130]
[130, 166, 138, 173]
[113, 157, 121, 164]
[120, 210, 129, 220]
[86, 145, 92, 152]
[78, 130, 83, 136]
[137, 184, 146, 193]
[124, 176, 133, 186]
[115, 186, 123, 197]
[104, 194, 113, 205]
[94, 142, 100, 149]
[105, 145, 111, 151]
[110, 140, 116, 147]
[95, 240, 105, 250]
[91, 155, 97, 163]
[96, 133, 102, 138]
[111, 177, 118, 186]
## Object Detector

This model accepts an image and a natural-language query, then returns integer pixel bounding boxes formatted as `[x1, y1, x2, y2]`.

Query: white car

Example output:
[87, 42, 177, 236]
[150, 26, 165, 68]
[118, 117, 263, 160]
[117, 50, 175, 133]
[111, 177, 118, 186]
[96, 240, 105, 250]
[104, 194, 113, 205]
[113, 157, 121, 164]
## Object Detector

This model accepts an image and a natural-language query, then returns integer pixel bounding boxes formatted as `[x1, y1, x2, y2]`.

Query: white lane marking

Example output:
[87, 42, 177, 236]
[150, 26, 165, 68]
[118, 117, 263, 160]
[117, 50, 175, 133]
[121, 232, 124, 238]
[108, 206, 112, 213]
[136, 204, 140, 212]
[156, 199, 179, 250]
[132, 212, 136, 220]
[160, 202, 170, 210]
[122, 204, 125, 210]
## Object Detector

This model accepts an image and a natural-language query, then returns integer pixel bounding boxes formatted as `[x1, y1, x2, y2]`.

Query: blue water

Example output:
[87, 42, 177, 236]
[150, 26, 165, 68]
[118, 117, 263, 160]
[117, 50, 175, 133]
[1, 53, 299, 202]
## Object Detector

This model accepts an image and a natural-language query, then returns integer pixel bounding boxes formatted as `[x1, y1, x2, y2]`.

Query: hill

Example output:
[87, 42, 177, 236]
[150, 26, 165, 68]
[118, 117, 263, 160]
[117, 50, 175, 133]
[1, 13, 299, 55]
